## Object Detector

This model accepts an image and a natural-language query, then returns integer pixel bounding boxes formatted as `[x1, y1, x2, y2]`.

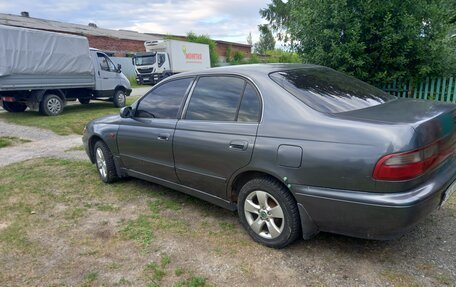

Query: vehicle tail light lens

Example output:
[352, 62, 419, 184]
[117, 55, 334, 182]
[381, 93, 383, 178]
[373, 136, 456, 181]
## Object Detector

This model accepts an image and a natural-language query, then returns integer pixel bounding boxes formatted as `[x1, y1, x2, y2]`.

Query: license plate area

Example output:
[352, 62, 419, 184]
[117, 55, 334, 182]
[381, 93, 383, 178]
[441, 180, 456, 207]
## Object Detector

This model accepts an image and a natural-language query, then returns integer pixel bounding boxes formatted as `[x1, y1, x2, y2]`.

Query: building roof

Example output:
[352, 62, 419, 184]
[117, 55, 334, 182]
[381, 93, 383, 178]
[0, 13, 251, 49]
[0, 13, 162, 42]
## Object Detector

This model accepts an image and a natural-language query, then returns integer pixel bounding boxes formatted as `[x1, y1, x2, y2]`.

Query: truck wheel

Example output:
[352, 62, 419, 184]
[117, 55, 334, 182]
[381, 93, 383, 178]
[78, 98, 90, 105]
[40, 94, 64, 116]
[113, 90, 126, 108]
[2, 101, 27, 112]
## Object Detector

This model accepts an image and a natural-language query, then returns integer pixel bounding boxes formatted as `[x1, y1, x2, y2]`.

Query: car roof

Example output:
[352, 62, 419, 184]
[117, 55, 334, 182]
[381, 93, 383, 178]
[176, 63, 325, 78]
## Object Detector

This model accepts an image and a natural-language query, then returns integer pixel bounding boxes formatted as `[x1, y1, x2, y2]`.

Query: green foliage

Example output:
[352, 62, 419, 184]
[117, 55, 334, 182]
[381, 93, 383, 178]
[254, 24, 276, 54]
[186, 32, 219, 67]
[264, 49, 301, 63]
[232, 51, 245, 64]
[225, 45, 232, 62]
[260, 0, 456, 84]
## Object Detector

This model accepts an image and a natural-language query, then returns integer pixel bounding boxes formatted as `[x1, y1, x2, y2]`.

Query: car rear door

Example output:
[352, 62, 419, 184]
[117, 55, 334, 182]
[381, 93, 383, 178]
[173, 76, 262, 199]
[116, 77, 194, 183]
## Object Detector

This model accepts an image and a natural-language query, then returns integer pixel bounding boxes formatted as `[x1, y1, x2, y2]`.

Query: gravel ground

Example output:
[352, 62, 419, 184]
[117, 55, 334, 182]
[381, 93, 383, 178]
[0, 118, 86, 166]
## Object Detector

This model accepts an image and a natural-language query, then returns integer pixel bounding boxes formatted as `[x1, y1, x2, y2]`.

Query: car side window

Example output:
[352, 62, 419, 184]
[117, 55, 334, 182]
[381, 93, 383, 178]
[237, 83, 261, 122]
[158, 54, 166, 67]
[97, 53, 109, 71]
[136, 78, 193, 119]
[185, 76, 245, 121]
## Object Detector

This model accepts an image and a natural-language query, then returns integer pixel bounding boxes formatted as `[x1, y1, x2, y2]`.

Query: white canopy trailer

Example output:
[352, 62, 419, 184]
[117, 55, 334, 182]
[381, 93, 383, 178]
[133, 39, 210, 85]
[0, 25, 131, 115]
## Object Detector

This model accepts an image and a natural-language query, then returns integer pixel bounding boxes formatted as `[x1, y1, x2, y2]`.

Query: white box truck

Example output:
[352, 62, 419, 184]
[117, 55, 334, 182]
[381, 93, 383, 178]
[0, 25, 132, 116]
[132, 39, 210, 85]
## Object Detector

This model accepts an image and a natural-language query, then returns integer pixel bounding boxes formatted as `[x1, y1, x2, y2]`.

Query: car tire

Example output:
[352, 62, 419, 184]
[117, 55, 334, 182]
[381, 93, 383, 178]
[40, 94, 64, 116]
[93, 141, 118, 183]
[2, 101, 27, 112]
[113, 90, 126, 108]
[238, 177, 301, 248]
[79, 98, 90, 105]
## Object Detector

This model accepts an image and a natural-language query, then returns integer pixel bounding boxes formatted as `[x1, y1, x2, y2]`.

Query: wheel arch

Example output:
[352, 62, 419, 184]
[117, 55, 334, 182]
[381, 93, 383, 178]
[87, 134, 104, 163]
[114, 85, 127, 94]
[42, 89, 66, 101]
[229, 170, 289, 203]
[229, 169, 319, 240]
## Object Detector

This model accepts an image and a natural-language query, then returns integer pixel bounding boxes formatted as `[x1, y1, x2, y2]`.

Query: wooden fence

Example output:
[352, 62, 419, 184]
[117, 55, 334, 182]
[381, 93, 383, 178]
[382, 77, 456, 103]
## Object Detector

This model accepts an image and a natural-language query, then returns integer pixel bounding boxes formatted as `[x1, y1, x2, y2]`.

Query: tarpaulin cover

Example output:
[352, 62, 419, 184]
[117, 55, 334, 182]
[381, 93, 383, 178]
[0, 24, 94, 77]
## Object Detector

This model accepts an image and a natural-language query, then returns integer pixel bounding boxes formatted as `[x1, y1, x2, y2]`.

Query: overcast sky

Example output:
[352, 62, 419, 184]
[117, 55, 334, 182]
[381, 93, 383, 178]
[0, 0, 271, 44]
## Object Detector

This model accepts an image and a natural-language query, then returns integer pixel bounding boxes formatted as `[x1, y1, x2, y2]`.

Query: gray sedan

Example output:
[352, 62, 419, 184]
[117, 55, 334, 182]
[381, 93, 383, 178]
[83, 64, 456, 248]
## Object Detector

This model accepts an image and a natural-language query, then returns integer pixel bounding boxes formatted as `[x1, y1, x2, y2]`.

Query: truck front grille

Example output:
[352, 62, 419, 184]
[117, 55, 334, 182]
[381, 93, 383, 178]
[138, 68, 154, 74]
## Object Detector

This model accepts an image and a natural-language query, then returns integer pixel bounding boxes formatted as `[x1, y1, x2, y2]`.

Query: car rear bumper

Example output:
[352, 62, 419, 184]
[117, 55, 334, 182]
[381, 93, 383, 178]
[291, 160, 456, 240]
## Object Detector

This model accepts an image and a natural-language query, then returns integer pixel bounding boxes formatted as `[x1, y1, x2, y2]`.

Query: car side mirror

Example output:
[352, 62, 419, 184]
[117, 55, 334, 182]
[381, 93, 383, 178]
[131, 57, 135, 65]
[117, 64, 122, 73]
[120, 106, 132, 118]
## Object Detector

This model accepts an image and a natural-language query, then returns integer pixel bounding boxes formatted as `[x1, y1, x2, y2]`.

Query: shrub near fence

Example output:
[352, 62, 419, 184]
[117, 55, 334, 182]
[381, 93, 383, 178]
[382, 77, 456, 103]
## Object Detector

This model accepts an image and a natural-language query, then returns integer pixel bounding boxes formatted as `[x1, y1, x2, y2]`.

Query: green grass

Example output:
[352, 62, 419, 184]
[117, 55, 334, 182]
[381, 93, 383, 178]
[0, 97, 138, 136]
[128, 76, 148, 88]
[0, 136, 31, 148]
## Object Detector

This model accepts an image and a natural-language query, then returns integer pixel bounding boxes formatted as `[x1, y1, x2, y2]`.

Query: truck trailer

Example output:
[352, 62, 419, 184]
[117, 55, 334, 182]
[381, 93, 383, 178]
[133, 39, 210, 85]
[0, 25, 132, 116]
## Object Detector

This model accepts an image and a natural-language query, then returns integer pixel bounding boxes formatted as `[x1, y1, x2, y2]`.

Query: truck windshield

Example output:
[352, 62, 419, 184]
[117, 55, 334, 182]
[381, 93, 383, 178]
[134, 55, 156, 66]
[270, 67, 395, 113]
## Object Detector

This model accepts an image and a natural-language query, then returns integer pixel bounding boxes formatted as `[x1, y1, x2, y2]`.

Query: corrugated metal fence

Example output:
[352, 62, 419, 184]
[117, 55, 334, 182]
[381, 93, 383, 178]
[382, 77, 456, 103]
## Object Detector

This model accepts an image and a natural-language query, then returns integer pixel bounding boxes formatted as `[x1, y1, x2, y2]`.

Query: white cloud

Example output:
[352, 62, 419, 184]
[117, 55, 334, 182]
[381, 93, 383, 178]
[0, 0, 270, 44]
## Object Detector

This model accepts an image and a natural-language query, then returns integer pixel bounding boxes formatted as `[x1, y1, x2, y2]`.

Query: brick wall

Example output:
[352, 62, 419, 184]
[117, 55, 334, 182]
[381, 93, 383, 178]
[85, 35, 144, 56]
[216, 43, 252, 62]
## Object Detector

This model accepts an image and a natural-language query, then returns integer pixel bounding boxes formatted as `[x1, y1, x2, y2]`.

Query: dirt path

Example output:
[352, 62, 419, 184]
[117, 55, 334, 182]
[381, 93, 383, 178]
[0, 119, 86, 166]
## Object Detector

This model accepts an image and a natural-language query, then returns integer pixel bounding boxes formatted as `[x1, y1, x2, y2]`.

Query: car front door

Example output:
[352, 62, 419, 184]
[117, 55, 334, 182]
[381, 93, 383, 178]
[173, 76, 262, 199]
[96, 52, 119, 94]
[117, 77, 194, 182]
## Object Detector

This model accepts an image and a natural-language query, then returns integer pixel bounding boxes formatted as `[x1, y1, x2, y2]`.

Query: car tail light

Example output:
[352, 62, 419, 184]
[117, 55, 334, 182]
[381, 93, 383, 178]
[373, 135, 456, 181]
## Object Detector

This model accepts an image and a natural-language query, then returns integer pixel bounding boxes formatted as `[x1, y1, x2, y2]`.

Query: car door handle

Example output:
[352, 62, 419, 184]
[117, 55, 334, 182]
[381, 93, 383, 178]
[157, 133, 170, 141]
[229, 140, 248, 151]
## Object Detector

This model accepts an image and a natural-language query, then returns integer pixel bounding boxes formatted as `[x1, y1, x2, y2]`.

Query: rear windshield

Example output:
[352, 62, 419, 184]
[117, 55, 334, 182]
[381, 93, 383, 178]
[270, 68, 395, 113]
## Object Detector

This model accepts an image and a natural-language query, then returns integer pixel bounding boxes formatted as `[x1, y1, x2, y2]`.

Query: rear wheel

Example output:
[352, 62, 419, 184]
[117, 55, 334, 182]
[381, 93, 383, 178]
[2, 101, 27, 112]
[238, 177, 301, 248]
[78, 98, 90, 104]
[40, 94, 64, 116]
[113, 90, 126, 108]
[93, 141, 118, 183]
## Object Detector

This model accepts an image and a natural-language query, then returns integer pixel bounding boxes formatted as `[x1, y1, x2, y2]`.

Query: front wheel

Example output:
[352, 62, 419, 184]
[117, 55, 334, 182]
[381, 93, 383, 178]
[2, 101, 27, 112]
[93, 141, 118, 183]
[112, 90, 126, 108]
[238, 177, 301, 248]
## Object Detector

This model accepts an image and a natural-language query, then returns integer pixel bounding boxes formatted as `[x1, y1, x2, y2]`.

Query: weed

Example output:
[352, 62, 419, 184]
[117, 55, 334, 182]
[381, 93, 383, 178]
[65, 145, 85, 152]
[175, 276, 207, 287]
[219, 222, 235, 232]
[175, 267, 184, 277]
[161, 254, 171, 267]
[120, 215, 154, 248]
[0, 136, 31, 148]
[64, 207, 87, 221]
[145, 262, 166, 282]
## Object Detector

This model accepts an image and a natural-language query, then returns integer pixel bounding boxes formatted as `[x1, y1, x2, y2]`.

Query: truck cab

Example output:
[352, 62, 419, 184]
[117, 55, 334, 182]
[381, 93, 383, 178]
[132, 51, 171, 85]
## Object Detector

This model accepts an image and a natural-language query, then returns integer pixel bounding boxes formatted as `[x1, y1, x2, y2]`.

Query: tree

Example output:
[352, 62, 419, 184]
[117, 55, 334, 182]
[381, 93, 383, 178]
[260, 0, 456, 84]
[254, 24, 276, 54]
[186, 32, 219, 67]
